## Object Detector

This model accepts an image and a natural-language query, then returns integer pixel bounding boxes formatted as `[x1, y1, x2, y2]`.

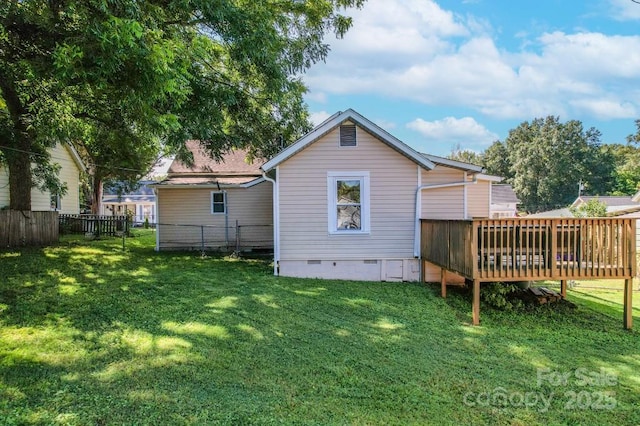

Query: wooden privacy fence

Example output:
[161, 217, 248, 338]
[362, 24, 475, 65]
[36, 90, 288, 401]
[59, 214, 129, 237]
[0, 210, 59, 247]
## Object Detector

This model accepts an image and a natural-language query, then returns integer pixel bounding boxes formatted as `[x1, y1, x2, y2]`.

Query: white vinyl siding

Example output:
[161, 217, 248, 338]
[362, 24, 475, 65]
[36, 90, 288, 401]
[420, 167, 466, 219]
[0, 143, 81, 213]
[467, 179, 491, 218]
[0, 168, 9, 209]
[278, 127, 417, 260]
[157, 182, 273, 250]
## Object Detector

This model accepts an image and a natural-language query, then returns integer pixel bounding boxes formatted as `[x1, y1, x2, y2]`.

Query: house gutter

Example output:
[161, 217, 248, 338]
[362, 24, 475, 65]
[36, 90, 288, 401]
[413, 174, 479, 258]
[262, 170, 280, 276]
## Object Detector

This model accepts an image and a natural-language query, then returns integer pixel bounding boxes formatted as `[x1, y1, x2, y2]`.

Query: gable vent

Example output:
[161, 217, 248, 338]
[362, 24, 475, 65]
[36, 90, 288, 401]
[339, 125, 357, 147]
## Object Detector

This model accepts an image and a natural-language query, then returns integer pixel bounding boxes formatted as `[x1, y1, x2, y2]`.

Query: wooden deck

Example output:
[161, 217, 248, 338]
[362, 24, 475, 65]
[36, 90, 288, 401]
[420, 218, 636, 329]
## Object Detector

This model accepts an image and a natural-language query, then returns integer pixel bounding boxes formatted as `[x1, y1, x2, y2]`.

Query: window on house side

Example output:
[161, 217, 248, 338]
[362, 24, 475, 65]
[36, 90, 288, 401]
[327, 172, 370, 234]
[50, 194, 61, 211]
[211, 191, 226, 214]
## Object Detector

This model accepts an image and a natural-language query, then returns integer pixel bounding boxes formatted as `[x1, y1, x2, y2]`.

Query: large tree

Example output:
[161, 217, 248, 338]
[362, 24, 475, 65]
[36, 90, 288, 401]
[0, 0, 364, 211]
[481, 140, 511, 180]
[497, 116, 612, 213]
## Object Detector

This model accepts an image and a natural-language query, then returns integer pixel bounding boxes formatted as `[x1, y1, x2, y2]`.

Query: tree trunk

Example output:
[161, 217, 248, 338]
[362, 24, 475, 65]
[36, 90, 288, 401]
[7, 148, 33, 211]
[0, 73, 33, 211]
[91, 175, 103, 215]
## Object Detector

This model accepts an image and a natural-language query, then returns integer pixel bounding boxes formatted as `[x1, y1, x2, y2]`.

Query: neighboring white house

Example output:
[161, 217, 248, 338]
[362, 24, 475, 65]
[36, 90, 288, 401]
[153, 141, 273, 251]
[261, 109, 496, 282]
[490, 184, 520, 218]
[102, 180, 157, 223]
[0, 142, 86, 213]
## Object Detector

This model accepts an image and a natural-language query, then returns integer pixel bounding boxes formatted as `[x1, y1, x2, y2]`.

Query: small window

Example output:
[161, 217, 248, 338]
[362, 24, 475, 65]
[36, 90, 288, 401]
[339, 125, 357, 147]
[327, 172, 370, 234]
[211, 191, 227, 214]
[50, 194, 61, 211]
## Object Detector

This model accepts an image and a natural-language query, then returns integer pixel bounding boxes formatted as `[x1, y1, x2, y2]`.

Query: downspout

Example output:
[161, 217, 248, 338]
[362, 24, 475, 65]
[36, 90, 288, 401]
[262, 170, 280, 276]
[154, 187, 160, 252]
[413, 174, 479, 258]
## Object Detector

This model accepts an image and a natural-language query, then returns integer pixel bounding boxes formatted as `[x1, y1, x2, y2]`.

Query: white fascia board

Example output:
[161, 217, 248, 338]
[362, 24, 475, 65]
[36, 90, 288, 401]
[261, 109, 436, 172]
[422, 154, 484, 173]
[477, 173, 503, 182]
[240, 177, 266, 188]
[64, 142, 87, 172]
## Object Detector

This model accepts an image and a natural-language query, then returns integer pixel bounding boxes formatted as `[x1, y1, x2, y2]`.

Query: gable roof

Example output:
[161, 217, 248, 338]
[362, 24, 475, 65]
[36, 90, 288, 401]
[63, 142, 87, 173]
[262, 109, 442, 172]
[571, 195, 638, 208]
[492, 184, 520, 204]
[155, 141, 264, 187]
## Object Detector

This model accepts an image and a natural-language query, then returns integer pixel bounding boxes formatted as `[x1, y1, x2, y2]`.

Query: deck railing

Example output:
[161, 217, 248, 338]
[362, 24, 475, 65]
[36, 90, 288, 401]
[421, 218, 636, 282]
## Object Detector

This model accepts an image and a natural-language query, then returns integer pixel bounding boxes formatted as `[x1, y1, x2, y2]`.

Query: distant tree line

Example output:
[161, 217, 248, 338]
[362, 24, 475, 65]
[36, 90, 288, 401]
[448, 117, 640, 213]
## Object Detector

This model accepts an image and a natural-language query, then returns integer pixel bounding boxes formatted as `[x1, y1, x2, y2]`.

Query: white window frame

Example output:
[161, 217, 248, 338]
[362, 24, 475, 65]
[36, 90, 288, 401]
[211, 191, 227, 214]
[327, 171, 370, 234]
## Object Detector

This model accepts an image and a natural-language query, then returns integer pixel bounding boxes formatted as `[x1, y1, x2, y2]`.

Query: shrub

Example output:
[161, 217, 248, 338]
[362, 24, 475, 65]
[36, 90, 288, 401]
[481, 282, 524, 311]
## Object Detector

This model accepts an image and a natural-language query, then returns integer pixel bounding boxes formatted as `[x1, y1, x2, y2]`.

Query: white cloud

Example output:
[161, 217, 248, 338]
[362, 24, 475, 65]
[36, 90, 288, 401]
[304, 0, 640, 123]
[608, 0, 640, 21]
[569, 98, 638, 119]
[406, 116, 498, 146]
[309, 110, 332, 126]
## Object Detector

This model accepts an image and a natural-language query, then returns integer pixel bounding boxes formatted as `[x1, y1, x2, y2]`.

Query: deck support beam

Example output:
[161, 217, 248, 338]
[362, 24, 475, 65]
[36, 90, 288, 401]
[472, 278, 480, 326]
[624, 278, 633, 330]
[560, 280, 567, 298]
[441, 268, 447, 298]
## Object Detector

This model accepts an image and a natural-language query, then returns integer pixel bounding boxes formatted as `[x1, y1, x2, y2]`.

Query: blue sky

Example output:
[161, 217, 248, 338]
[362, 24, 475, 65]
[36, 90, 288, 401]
[302, 0, 640, 156]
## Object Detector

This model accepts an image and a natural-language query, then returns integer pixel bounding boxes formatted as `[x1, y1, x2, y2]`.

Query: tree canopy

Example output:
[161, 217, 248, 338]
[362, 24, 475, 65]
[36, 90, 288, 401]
[482, 116, 613, 213]
[0, 0, 365, 210]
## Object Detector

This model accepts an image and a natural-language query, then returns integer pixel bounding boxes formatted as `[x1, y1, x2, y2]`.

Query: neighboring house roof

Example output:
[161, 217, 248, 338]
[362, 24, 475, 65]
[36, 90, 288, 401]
[155, 140, 264, 187]
[528, 194, 640, 218]
[262, 109, 483, 174]
[571, 196, 638, 208]
[492, 184, 520, 205]
[103, 180, 156, 204]
[527, 208, 573, 218]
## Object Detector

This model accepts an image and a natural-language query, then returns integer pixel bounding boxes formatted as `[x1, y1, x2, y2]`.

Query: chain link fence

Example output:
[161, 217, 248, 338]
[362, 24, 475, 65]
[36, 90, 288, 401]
[156, 221, 273, 254]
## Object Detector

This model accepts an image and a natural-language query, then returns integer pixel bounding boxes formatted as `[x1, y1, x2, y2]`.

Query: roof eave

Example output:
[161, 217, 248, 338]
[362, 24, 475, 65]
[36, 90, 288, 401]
[261, 109, 436, 172]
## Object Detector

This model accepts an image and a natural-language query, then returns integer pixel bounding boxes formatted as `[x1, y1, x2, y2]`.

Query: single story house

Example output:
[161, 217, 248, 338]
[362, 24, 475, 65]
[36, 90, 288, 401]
[153, 141, 273, 251]
[102, 180, 157, 224]
[0, 142, 85, 213]
[490, 184, 520, 218]
[261, 109, 498, 282]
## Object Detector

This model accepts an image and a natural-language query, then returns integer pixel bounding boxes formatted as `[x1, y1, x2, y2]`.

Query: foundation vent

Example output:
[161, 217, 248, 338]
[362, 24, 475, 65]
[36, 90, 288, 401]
[307, 260, 322, 265]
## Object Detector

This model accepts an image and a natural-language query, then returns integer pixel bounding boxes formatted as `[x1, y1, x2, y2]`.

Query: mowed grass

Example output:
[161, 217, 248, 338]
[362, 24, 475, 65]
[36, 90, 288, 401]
[0, 231, 638, 425]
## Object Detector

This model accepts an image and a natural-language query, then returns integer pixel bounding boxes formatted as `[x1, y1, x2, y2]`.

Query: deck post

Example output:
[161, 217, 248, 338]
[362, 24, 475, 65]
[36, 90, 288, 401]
[624, 278, 633, 330]
[560, 280, 567, 298]
[441, 268, 447, 298]
[472, 278, 480, 325]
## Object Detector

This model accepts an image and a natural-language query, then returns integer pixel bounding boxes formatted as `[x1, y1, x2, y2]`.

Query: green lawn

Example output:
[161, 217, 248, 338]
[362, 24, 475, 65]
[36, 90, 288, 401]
[0, 231, 638, 425]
